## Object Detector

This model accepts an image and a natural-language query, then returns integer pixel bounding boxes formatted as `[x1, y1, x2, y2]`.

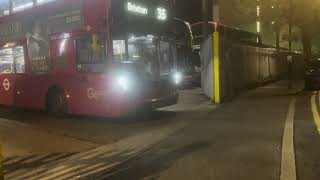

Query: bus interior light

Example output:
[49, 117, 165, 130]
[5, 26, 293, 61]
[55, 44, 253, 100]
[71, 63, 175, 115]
[3, 43, 16, 48]
[129, 36, 135, 40]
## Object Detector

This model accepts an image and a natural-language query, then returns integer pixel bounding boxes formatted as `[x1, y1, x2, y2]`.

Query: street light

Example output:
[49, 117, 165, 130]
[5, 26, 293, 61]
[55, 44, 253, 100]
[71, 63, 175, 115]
[173, 18, 194, 48]
[256, 2, 261, 34]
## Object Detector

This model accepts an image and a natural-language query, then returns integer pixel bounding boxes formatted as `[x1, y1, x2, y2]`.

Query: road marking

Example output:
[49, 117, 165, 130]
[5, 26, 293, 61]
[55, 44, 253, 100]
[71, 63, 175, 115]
[6, 166, 47, 180]
[280, 98, 297, 180]
[3, 156, 25, 166]
[59, 163, 105, 179]
[76, 162, 119, 179]
[30, 165, 80, 180]
[41, 153, 72, 163]
[80, 148, 112, 160]
[4, 112, 192, 179]
[311, 91, 320, 134]
[5, 168, 29, 180]
[8, 165, 67, 180]
[18, 154, 50, 164]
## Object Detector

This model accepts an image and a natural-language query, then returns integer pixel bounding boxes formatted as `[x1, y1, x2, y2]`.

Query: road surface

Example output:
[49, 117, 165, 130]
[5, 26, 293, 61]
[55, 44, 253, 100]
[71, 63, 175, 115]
[1, 81, 320, 180]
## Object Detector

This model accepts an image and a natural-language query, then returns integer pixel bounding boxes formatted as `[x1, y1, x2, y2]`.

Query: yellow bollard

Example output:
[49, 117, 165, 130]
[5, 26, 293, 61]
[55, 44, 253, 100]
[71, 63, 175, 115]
[213, 32, 221, 104]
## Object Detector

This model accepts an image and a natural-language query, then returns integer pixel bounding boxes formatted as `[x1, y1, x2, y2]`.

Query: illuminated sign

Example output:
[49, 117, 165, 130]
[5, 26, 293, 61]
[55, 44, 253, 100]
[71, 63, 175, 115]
[156, 8, 167, 20]
[127, 2, 148, 15]
[126, 1, 168, 21]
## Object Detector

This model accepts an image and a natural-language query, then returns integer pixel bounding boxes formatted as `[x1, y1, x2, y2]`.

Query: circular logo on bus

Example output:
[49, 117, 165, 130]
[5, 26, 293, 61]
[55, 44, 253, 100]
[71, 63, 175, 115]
[87, 88, 96, 99]
[3, 78, 10, 91]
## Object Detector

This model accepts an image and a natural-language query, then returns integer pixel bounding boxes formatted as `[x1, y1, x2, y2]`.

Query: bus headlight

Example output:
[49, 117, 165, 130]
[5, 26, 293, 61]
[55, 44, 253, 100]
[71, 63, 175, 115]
[116, 76, 129, 91]
[173, 72, 182, 84]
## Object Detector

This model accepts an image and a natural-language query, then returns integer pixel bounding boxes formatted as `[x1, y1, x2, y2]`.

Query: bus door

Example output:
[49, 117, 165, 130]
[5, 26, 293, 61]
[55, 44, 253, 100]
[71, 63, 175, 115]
[0, 44, 27, 106]
[70, 33, 108, 115]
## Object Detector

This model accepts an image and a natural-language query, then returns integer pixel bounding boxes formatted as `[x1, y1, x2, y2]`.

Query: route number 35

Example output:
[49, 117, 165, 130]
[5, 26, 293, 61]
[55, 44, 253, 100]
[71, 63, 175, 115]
[157, 8, 167, 20]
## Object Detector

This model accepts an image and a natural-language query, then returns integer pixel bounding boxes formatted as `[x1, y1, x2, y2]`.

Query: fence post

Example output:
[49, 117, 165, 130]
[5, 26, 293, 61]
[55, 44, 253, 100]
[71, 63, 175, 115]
[213, 32, 221, 104]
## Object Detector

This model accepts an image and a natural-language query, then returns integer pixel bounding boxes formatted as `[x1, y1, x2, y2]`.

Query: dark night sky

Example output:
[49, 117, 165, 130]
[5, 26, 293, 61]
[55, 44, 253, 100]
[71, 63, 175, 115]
[173, 0, 212, 23]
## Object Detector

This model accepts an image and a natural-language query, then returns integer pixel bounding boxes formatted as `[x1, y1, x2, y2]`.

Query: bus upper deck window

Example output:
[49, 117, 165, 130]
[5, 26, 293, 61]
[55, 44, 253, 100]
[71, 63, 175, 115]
[12, 0, 34, 13]
[36, 0, 55, 6]
[0, 0, 10, 16]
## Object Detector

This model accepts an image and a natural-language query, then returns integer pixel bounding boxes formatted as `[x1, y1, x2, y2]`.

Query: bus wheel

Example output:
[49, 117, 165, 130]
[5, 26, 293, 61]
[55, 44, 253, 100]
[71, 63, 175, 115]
[47, 89, 67, 117]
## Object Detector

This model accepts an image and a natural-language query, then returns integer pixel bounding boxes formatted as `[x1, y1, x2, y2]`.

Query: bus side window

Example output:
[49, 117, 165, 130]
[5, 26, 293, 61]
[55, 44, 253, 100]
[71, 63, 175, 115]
[113, 40, 126, 61]
[75, 34, 107, 73]
[0, 46, 25, 74]
[76, 38, 90, 65]
[0, 48, 14, 74]
[14, 46, 25, 73]
[159, 41, 171, 75]
[91, 34, 106, 63]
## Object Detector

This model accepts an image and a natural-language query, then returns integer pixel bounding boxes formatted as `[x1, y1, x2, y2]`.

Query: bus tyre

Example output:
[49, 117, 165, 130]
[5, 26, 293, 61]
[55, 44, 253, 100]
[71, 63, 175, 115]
[47, 90, 67, 117]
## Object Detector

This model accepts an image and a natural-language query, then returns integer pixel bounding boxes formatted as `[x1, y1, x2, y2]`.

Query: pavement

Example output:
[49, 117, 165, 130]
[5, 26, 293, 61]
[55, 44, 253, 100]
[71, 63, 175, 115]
[1, 81, 320, 180]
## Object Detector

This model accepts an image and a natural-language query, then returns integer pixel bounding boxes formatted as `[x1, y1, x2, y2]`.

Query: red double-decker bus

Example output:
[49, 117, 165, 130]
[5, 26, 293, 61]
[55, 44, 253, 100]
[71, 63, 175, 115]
[0, 0, 179, 117]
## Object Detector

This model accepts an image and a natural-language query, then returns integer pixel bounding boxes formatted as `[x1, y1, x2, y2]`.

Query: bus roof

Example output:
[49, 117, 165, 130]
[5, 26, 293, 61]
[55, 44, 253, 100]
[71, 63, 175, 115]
[0, 0, 73, 21]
